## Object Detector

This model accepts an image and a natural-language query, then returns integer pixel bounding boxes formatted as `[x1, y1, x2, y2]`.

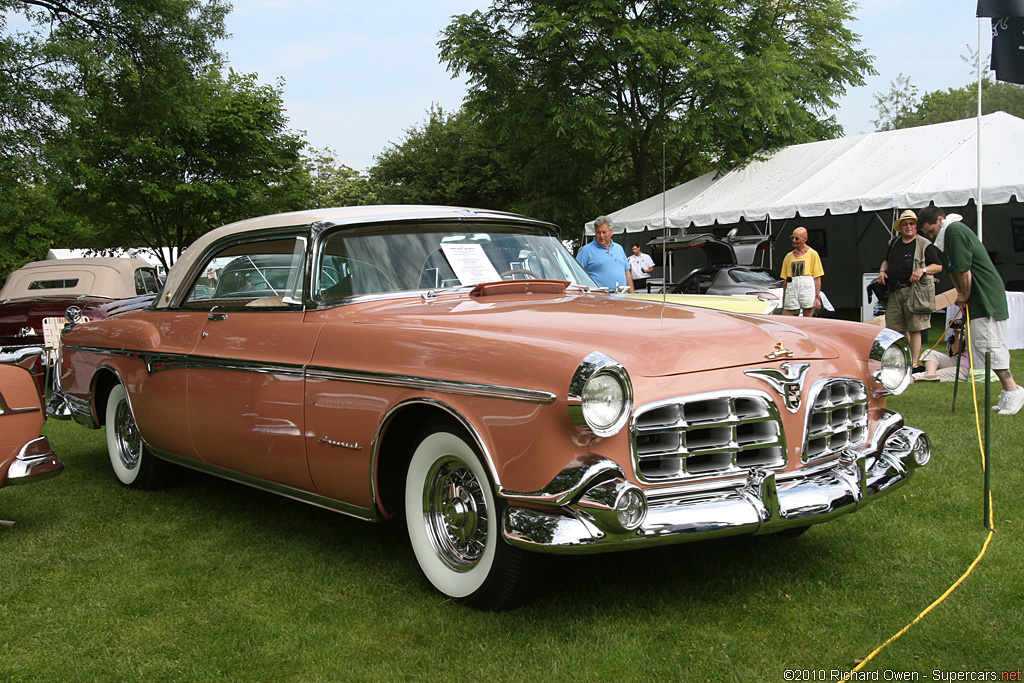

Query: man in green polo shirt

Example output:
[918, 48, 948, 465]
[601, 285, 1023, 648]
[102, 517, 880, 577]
[917, 205, 1022, 415]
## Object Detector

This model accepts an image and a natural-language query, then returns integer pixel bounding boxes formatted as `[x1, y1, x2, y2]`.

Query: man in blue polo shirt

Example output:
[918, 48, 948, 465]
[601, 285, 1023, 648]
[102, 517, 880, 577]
[577, 216, 634, 292]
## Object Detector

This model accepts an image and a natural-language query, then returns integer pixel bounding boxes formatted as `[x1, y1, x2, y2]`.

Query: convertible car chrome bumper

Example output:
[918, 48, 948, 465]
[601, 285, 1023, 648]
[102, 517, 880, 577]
[5, 436, 64, 486]
[502, 411, 929, 554]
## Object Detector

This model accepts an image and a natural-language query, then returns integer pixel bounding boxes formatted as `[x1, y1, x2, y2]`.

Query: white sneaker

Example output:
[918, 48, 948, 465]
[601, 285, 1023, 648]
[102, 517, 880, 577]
[992, 390, 1008, 412]
[998, 388, 1024, 415]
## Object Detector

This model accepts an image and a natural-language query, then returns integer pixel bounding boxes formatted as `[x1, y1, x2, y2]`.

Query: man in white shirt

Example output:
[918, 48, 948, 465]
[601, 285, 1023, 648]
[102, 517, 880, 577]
[628, 243, 655, 292]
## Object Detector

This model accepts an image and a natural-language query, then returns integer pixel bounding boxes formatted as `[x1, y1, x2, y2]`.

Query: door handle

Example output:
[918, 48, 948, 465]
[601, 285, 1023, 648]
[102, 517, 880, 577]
[207, 313, 227, 321]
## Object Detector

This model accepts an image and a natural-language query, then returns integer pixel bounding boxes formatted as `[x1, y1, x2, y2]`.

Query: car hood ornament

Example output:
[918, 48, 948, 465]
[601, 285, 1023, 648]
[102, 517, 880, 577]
[745, 362, 810, 412]
[765, 342, 793, 360]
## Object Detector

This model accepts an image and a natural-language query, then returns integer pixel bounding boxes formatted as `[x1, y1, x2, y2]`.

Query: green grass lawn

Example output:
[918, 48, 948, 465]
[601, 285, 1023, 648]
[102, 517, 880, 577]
[2, 368, 1022, 682]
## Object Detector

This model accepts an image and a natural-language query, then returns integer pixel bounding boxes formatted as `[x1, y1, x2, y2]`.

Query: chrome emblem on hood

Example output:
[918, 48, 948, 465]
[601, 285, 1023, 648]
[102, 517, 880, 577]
[765, 342, 793, 359]
[745, 362, 810, 412]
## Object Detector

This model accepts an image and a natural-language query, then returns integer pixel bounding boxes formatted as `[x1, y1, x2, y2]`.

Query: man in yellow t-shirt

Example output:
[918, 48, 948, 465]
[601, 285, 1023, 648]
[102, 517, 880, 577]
[780, 226, 824, 317]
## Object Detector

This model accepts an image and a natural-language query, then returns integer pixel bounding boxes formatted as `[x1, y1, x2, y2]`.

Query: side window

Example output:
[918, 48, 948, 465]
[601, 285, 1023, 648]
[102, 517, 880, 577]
[184, 237, 305, 306]
[134, 268, 160, 294]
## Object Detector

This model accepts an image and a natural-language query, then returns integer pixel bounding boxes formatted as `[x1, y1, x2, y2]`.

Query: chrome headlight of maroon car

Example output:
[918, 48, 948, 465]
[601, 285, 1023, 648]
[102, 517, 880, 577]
[871, 328, 913, 395]
[568, 352, 633, 437]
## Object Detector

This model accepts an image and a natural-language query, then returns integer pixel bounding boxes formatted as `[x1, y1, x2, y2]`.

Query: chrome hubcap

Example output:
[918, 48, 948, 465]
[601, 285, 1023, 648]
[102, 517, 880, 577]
[115, 400, 142, 470]
[424, 457, 488, 571]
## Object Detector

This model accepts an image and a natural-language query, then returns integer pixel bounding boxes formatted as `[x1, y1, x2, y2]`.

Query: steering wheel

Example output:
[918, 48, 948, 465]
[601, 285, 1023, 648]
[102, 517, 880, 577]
[499, 269, 541, 280]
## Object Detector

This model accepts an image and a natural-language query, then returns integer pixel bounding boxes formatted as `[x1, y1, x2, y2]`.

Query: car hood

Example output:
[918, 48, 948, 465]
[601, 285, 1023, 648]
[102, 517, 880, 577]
[351, 291, 840, 377]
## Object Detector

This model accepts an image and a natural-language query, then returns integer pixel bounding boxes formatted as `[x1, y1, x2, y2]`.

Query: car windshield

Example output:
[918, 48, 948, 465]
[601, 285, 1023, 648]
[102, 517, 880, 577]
[316, 226, 595, 299]
[727, 268, 779, 284]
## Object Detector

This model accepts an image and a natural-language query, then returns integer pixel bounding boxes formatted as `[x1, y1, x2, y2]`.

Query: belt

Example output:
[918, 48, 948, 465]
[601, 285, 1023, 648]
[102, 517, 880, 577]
[891, 281, 911, 290]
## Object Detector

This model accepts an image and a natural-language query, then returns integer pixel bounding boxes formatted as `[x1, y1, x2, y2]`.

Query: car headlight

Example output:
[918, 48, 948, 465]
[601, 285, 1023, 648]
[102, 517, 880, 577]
[569, 352, 633, 437]
[870, 328, 912, 394]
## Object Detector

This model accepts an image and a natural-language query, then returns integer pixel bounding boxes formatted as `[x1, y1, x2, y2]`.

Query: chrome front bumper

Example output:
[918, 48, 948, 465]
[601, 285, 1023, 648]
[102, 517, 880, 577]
[502, 411, 929, 554]
[5, 436, 64, 486]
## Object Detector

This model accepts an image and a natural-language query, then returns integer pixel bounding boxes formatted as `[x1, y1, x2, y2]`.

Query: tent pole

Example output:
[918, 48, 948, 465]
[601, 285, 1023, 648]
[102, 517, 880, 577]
[663, 142, 669, 301]
[978, 17, 984, 242]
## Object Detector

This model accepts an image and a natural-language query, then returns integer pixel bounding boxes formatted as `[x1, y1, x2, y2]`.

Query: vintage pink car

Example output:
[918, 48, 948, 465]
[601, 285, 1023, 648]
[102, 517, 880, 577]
[1, 348, 63, 496]
[49, 206, 930, 609]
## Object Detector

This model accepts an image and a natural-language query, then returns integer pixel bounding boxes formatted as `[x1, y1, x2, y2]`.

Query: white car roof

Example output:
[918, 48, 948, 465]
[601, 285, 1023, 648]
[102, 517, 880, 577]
[0, 257, 154, 301]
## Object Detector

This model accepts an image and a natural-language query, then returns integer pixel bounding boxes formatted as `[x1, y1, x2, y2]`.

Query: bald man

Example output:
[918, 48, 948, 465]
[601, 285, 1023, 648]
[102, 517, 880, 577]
[780, 227, 824, 316]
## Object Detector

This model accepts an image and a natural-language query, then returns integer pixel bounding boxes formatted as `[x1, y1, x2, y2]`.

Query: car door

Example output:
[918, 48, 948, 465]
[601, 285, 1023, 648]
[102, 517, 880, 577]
[183, 236, 320, 490]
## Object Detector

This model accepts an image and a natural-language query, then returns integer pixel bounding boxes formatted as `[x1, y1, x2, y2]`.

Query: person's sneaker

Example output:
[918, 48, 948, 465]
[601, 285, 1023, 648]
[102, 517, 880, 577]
[992, 390, 1008, 411]
[916, 374, 939, 382]
[998, 388, 1024, 415]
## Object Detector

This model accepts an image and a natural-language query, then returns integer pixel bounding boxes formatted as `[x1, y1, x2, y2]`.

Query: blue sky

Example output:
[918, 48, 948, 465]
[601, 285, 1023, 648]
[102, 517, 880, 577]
[221, 1, 990, 172]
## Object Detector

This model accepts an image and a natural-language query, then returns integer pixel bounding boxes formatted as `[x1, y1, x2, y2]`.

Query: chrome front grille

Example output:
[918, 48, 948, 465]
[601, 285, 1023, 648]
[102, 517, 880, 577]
[631, 391, 785, 482]
[804, 379, 868, 462]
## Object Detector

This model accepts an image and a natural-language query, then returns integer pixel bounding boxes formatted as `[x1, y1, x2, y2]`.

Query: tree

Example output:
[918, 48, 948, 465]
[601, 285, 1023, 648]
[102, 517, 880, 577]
[871, 74, 920, 131]
[871, 50, 1024, 131]
[370, 106, 522, 210]
[305, 148, 380, 208]
[48, 68, 309, 269]
[0, 156, 92, 275]
[0, 0, 235, 271]
[439, 0, 874, 224]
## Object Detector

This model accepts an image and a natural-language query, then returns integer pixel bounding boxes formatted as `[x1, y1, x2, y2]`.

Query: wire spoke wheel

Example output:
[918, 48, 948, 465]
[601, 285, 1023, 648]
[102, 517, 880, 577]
[113, 398, 143, 472]
[423, 457, 489, 570]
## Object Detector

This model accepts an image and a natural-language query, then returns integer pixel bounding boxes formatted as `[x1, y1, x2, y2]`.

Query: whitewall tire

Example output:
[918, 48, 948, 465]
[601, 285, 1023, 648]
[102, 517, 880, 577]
[105, 384, 171, 490]
[404, 424, 544, 610]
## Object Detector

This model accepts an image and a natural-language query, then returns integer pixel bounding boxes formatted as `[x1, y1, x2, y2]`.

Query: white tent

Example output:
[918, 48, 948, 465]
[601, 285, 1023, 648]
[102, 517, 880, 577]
[592, 113, 1024, 311]
[591, 112, 1024, 234]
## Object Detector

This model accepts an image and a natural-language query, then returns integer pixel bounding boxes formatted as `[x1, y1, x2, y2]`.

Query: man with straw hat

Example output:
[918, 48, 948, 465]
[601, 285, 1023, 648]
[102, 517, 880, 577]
[877, 209, 942, 366]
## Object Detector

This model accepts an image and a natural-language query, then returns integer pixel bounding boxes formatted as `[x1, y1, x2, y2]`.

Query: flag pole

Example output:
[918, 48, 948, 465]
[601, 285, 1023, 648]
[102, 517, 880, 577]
[978, 17, 985, 242]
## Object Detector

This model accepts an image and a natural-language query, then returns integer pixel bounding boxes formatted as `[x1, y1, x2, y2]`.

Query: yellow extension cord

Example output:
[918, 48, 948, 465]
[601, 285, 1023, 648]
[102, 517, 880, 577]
[841, 306, 996, 680]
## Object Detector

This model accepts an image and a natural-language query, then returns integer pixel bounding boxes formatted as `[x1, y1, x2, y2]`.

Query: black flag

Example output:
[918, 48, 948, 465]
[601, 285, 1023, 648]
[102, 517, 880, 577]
[979, 0, 1024, 84]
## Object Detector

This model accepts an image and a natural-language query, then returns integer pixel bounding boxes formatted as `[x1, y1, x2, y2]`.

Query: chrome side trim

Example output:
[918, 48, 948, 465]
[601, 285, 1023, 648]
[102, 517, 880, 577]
[62, 346, 555, 403]
[149, 446, 381, 522]
[187, 356, 305, 377]
[0, 393, 40, 416]
[306, 367, 556, 404]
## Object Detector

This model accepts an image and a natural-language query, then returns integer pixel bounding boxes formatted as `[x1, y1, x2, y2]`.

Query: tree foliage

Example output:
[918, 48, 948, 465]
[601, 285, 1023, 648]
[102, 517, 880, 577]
[370, 106, 522, 210]
[305, 148, 380, 209]
[439, 0, 874, 231]
[870, 74, 920, 131]
[48, 66, 309, 269]
[0, 0, 243, 271]
[873, 77, 1024, 131]
[872, 51, 1024, 131]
